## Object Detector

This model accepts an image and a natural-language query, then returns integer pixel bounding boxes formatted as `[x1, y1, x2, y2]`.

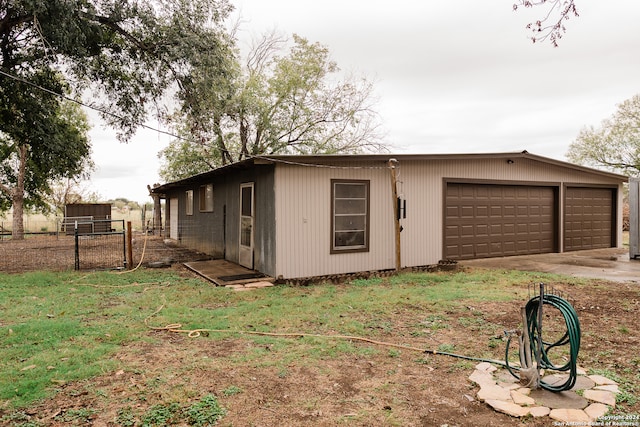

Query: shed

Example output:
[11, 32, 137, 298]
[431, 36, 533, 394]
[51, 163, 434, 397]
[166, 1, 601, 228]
[63, 203, 112, 234]
[151, 151, 627, 280]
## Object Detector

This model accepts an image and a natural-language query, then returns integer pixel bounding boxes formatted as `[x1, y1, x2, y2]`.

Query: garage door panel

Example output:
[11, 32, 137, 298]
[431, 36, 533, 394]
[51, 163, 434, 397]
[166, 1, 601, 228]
[445, 183, 557, 260]
[564, 187, 614, 251]
[476, 224, 489, 237]
[476, 205, 489, 217]
[460, 206, 474, 217]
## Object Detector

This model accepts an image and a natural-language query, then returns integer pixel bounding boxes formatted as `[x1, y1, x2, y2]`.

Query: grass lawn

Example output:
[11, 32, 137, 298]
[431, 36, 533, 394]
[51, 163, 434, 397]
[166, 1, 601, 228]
[0, 267, 638, 426]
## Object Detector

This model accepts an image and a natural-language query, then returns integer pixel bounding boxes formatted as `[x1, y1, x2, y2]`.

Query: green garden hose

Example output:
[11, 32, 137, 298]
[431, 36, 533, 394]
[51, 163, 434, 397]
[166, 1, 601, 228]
[505, 293, 581, 391]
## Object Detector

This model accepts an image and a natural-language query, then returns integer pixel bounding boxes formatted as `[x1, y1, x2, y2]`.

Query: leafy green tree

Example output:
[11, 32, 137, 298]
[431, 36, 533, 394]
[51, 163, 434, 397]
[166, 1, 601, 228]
[0, 76, 92, 239]
[567, 94, 640, 176]
[0, 0, 234, 238]
[160, 33, 385, 181]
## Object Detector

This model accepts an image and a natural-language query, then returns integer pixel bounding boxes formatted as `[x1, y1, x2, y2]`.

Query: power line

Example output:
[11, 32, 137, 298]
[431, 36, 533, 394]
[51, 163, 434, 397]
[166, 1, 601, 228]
[0, 68, 187, 142]
[252, 155, 389, 170]
[0, 68, 389, 171]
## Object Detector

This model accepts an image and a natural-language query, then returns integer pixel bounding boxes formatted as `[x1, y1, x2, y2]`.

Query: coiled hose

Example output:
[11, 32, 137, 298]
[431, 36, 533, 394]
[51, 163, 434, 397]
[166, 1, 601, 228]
[505, 293, 581, 391]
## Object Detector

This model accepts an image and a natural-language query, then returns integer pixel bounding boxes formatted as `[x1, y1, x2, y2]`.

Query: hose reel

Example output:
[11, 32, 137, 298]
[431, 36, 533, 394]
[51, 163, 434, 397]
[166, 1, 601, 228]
[505, 283, 581, 392]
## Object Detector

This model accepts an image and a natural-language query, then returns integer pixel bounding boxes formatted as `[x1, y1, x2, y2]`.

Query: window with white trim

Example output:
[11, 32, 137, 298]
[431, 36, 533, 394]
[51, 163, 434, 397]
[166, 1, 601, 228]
[331, 179, 370, 253]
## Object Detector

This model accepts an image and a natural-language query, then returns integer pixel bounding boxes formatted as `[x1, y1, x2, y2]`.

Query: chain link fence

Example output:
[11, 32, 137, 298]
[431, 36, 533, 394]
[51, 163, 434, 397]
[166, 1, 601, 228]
[73, 219, 127, 270]
[0, 219, 126, 272]
[0, 225, 210, 274]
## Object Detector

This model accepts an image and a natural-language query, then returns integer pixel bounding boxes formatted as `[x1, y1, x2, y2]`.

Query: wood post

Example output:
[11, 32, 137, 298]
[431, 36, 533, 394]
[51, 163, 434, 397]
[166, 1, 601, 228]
[147, 184, 162, 234]
[388, 159, 401, 271]
[127, 221, 133, 269]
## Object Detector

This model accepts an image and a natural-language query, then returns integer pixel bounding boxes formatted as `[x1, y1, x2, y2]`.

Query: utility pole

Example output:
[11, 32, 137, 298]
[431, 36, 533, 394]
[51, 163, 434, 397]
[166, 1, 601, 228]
[388, 159, 401, 271]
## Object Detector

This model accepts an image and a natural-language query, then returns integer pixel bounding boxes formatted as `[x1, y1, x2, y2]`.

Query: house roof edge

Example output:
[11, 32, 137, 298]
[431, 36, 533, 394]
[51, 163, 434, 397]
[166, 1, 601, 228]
[151, 151, 627, 195]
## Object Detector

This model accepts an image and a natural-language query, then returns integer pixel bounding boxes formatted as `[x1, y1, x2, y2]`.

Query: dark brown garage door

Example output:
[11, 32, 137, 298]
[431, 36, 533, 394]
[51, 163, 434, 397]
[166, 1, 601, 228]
[445, 183, 557, 260]
[564, 187, 615, 251]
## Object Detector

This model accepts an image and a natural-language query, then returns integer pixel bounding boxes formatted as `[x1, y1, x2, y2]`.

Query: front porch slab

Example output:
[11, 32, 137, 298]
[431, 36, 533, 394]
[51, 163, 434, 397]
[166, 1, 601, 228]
[184, 259, 274, 286]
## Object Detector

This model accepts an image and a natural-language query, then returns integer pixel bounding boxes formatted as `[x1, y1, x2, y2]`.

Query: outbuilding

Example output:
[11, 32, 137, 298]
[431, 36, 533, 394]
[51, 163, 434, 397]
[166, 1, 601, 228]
[151, 151, 627, 280]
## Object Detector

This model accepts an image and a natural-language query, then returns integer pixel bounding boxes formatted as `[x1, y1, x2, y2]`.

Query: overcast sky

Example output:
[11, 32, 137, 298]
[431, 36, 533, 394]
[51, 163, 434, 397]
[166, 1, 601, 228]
[88, 0, 640, 202]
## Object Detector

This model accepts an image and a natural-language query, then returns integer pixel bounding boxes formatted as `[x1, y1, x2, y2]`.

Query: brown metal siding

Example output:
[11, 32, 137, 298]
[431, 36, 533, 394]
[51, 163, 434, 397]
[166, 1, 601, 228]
[564, 187, 615, 251]
[64, 203, 112, 233]
[444, 183, 557, 259]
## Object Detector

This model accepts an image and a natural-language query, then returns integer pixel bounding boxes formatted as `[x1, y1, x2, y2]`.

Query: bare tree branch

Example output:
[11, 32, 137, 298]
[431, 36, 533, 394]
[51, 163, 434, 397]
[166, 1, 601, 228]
[513, 0, 579, 46]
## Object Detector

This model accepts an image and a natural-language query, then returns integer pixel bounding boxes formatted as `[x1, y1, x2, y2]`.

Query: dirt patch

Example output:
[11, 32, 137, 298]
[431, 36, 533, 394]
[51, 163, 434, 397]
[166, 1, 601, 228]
[1, 241, 639, 425]
[3, 272, 638, 426]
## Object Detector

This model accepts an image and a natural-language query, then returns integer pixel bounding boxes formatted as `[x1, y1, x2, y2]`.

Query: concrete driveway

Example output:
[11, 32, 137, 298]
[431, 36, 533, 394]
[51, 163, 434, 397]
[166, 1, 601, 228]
[460, 248, 640, 283]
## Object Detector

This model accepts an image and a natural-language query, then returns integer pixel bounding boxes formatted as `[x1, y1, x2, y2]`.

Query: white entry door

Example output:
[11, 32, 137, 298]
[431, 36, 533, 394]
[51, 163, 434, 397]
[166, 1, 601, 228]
[239, 183, 254, 269]
[169, 198, 178, 240]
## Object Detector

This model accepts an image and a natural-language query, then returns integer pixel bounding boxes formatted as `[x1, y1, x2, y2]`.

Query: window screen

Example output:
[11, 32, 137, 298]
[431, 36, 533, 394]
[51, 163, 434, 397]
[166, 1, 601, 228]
[199, 184, 213, 212]
[185, 190, 193, 216]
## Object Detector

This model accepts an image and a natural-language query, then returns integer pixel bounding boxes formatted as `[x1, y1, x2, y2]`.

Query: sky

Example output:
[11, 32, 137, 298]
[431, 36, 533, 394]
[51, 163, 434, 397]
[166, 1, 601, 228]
[87, 0, 640, 202]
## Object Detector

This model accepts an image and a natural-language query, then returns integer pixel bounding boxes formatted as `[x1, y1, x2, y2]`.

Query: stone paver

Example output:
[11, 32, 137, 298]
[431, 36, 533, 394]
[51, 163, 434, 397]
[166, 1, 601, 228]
[549, 408, 591, 424]
[477, 384, 512, 402]
[528, 389, 589, 410]
[469, 365, 618, 422]
[588, 375, 618, 386]
[510, 390, 536, 406]
[529, 406, 551, 417]
[499, 382, 521, 391]
[227, 281, 275, 291]
[485, 399, 530, 417]
[542, 374, 595, 390]
[584, 403, 609, 421]
[475, 362, 497, 373]
[468, 370, 496, 387]
[583, 389, 616, 407]
[244, 281, 275, 288]
[594, 384, 620, 394]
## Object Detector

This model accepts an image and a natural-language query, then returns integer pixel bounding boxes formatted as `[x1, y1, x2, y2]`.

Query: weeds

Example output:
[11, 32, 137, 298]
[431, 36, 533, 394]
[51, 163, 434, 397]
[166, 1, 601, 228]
[221, 385, 243, 397]
[437, 343, 456, 353]
[54, 408, 96, 423]
[116, 407, 136, 427]
[140, 402, 181, 426]
[185, 394, 226, 427]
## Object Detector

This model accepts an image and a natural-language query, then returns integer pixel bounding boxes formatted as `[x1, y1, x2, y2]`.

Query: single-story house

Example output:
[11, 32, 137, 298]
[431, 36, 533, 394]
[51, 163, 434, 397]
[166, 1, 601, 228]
[151, 151, 627, 280]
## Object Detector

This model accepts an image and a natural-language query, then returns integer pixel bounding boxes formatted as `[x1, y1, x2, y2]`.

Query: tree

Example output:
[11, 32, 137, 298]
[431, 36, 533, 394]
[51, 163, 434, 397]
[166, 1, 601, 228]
[567, 94, 640, 176]
[513, 0, 579, 46]
[0, 0, 234, 238]
[0, 77, 92, 239]
[159, 33, 385, 181]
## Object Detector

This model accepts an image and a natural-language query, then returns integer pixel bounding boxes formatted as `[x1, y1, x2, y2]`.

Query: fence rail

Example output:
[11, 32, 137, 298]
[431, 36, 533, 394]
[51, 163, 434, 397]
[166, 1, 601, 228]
[0, 215, 146, 240]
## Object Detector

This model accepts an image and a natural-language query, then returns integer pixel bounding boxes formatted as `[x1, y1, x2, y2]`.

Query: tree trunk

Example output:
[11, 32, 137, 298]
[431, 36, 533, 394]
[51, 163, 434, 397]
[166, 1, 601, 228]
[240, 116, 249, 159]
[11, 193, 24, 240]
[11, 145, 28, 240]
[213, 114, 233, 164]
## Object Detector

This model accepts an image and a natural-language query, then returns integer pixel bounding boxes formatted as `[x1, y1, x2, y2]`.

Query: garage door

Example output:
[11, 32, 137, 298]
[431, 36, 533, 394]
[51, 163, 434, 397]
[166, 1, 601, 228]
[445, 183, 557, 260]
[564, 187, 614, 251]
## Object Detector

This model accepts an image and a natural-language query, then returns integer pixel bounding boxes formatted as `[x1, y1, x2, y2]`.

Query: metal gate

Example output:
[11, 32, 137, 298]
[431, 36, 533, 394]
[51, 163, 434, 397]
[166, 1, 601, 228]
[74, 219, 126, 270]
